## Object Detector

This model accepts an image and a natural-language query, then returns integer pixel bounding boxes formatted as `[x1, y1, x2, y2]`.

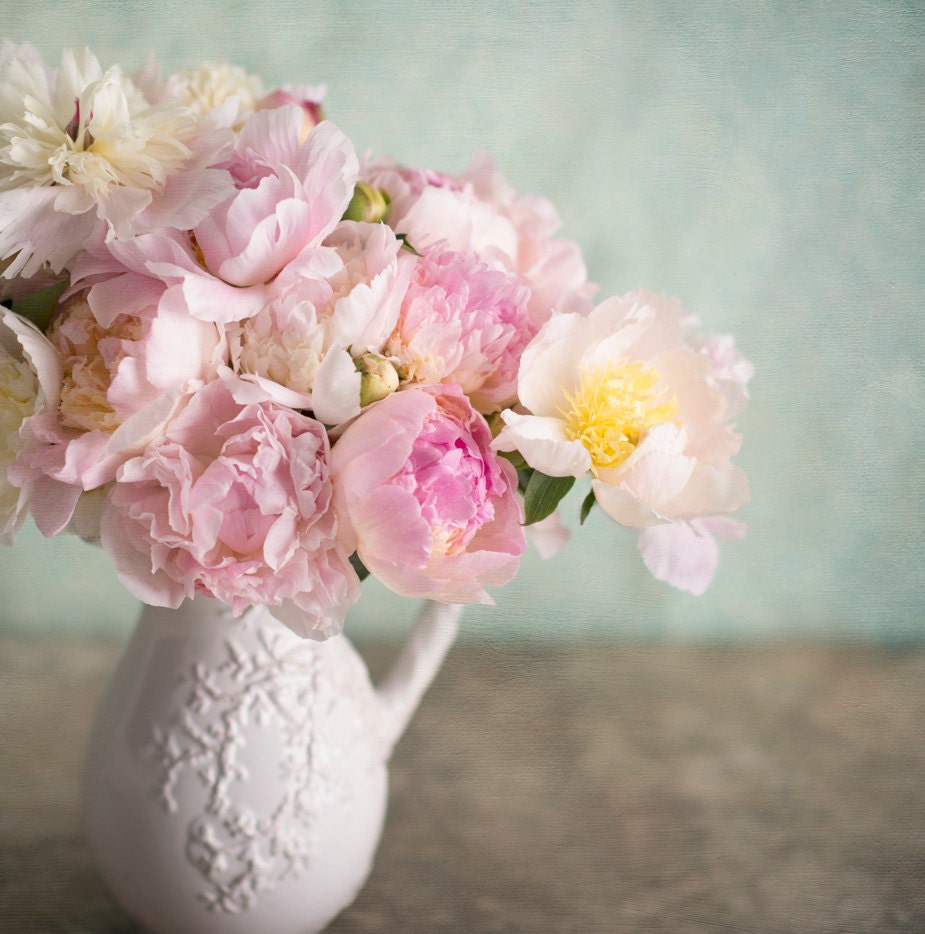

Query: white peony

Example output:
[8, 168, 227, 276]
[494, 290, 751, 594]
[0, 43, 234, 278]
[164, 62, 264, 124]
[0, 308, 61, 542]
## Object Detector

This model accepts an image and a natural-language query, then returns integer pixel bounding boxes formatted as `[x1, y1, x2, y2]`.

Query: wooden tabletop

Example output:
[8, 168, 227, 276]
[2, 635, 924, 932]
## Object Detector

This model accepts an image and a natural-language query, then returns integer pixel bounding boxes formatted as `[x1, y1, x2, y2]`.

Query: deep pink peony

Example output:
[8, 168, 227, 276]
[330, 384, 525, 603]
[101, 375, 360, 638]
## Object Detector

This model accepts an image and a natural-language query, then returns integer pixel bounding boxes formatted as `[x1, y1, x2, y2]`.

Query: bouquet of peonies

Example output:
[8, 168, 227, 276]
[0, 44, 752, 638]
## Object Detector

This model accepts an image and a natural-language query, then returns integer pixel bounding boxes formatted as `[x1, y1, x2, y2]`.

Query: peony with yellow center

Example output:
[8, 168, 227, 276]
[493, 290, 749, 530]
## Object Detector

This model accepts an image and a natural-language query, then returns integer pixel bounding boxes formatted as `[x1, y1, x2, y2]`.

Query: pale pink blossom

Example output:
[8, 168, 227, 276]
[101, 375, 360, 638]
[360, 157, 462, 225]
[462, 152, 597, 317]
[494, 290, 750, 593]
[385, 245, 535, 413]
[0, 44, 235, 278]
[77, 112, 357, 325]
[11, 289, 224, 534]
[229, 219, 412, 424]
[364, 153, 595, 324]
[331, 384, 525, 603]
[381, 177, 519, 269]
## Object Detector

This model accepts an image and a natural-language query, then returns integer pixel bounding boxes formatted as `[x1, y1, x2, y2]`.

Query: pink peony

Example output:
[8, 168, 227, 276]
[229, 219, 412, 425]
[364, 153, 596, 325]
[72, 111, 357, 326]
[330, 384, 525, 603]
[101, 375, 360, 638]
[10, 288, 225, 536]
[461, 153, 597, 318]
[196, 110, 355, 288]
[257, 86, 326, 144]
[386, 246, 535, 413]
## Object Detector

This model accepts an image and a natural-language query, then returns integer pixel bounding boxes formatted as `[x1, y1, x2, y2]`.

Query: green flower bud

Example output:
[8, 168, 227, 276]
[357, 353, 399, 407]
[342, 182, 391, 224]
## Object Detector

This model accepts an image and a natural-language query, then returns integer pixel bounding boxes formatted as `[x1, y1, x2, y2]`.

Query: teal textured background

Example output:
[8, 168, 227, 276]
[0, 1, 921, 642]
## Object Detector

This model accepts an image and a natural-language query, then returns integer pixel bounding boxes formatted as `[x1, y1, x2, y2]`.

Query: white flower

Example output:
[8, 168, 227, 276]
[0, 308, 61, 542]
[164, 62, 264, 123]
[493, 290, 751, 593]
[0, 44, 234, 278]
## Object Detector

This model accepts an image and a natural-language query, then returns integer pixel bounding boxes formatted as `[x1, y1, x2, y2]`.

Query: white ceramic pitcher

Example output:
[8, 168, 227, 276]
[82, 595, 461, 934]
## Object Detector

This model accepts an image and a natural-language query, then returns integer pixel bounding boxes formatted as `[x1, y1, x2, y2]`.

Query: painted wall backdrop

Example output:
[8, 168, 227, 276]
[0, 1, 921, 642]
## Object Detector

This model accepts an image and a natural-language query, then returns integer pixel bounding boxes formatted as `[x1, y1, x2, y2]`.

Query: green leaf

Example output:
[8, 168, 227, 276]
[523, 471, 575, 526]
[11, 280, 67, 332]
[349, 552, 371, 582]
[579, 489, 597, 525]
[516, 467, 532, 494]
[396, 233, 421, 256]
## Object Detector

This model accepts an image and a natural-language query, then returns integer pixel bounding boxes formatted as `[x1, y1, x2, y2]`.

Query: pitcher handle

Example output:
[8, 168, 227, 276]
[376, 600, 462, 757]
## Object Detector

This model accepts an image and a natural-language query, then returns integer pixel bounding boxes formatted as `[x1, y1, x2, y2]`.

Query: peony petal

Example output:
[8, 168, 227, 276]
[310, 346, 362, 426]
[493, 410, 591, 478]
[29, 475, 83, 537]
[591, 480, 664, 528]
[637, 521, 721, 596]
[516, 312, 586, 416]
[525, 510, 571, 560]
[661, 463, 751, 519]
[0, 309, 62, 408]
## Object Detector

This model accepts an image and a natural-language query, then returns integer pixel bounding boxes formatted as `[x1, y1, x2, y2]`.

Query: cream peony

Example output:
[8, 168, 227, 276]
[0, 44, 234, 277]
[164, 62, 264, 122]
[494, 290, 751, 593]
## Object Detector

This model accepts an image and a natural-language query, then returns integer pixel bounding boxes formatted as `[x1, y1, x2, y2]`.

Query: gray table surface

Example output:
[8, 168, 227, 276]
[2, 634, 924, 933]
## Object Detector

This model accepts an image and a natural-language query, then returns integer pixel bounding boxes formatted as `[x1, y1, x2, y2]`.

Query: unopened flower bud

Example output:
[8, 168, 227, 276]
[357, 353, 399, 407]
[342, 182, 391, 224]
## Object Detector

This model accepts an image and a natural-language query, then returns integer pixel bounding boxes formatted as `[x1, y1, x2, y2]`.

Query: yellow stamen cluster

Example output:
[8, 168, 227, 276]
[562, 362, 678, 473]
